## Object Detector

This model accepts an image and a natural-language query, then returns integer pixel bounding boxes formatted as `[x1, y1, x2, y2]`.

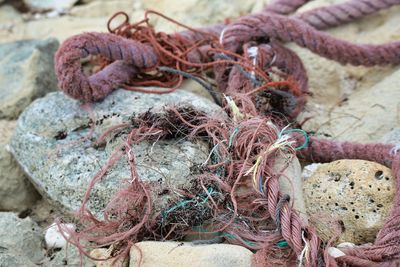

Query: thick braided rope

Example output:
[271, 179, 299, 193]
[295, 0, 400, 29]
[55, 32, 157, 102]
[264, 0, 311, 15]
[54, 1, 400, 103]
[225, 42, 307, 117]
[55, 2, 400, 103]
[257, 42, 308, 95]
[265, 172, 321, 266]
[222, 12, 400, 66]
[293, 135, 400, 266]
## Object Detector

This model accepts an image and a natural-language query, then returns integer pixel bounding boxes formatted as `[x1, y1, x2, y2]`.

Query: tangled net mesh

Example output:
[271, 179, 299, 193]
[53, 1, 400, 266]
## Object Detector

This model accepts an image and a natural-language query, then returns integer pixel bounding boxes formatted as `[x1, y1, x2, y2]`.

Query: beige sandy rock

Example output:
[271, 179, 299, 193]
[276, 156, 308, 224]
[300, 67, 400, 143]
[70, 0, 137, 18]
[179, 79, 215, 102]
[0, 5, 23, 25]
[24, 0, 79, 11]
[90, 248, 128, 267]
[303, 160, 395, 244]
[142, 0, 256, 33]
[129, 241, 255, 267]
[0, 16, 108, 43]
[0, 120, 40, 211]
[295, 3, 400, 142]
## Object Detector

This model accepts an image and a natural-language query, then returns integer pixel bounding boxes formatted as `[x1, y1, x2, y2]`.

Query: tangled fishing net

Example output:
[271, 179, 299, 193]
[54, 0, 400, 266]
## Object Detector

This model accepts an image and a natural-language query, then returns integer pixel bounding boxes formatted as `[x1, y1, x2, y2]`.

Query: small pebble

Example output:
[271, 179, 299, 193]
[45, 223, 75, 248]
[327, 247, 345, 258]
[337, 242, 356, 249]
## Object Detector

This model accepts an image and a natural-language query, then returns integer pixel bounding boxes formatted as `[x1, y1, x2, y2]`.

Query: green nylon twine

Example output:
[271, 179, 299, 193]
[281, 128, 309, 150]
[276, 240, 288, 247]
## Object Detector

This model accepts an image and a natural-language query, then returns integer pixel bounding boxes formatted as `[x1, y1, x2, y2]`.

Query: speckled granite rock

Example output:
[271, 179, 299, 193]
[0, 212, 45, 265]
[45, 245, 94, 267]
[129, 241, 255, 267]
[0, 120, 40, 211]
[0, 38, 59, 119]
[303, 160, 395, 244]
[10, 89, 223, 216]
[0, 252, 36, 267]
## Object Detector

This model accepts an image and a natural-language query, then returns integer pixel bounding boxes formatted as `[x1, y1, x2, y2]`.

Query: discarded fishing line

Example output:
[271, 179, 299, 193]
[54, 0, 400, 266]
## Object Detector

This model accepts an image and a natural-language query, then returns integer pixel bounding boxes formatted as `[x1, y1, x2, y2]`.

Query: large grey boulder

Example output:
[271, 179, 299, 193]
[0, 252, 37, 267]
[0, 120, 40, 211]
[0, 212, 45, 265]
[0, 38, 59, 119]
[10, 89, 223, 216]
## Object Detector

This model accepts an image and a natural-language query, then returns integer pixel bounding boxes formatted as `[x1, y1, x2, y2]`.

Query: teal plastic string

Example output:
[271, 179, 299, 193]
[162, 187, 215, 218]
[281, 128, 309, 150]
[191, 228, 255, 247]
[162, 199, 194, 217]
[221, 232, 255, 247]
[276, 240, 288, 247]
[228, 127, 239, 148]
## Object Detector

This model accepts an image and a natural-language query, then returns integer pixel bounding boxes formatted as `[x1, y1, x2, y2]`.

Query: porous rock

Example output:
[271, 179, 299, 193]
[0, 38, 59, 119]
[303, 160, 395, 244]
[10, 89, 223, 216]
[0, 120, 40, 211]
[0, 212, 45, 264]
[129, 241, 255, 267]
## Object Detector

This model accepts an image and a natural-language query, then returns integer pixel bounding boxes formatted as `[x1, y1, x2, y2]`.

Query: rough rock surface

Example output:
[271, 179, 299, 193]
[0, 1, 267, 43]
[303, 160, 395, 244]
[129, 241, 255, 267]
[0, 120, 40, 211]
[45, 245, 94, 267]
[90, 248, 128, 267]
[381, 128, 400, 145]
[0, 252, 37, 267]
[0, 38, 59, 119]
[70, 0, 135, 18]
[142, 0, 255, 33]
[296, 3, 400, 142]
[0, 212, 45, 265]
[10, 90, 223, 215]
[276, 157, 307, 224]
[24, 0, 79, 11]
